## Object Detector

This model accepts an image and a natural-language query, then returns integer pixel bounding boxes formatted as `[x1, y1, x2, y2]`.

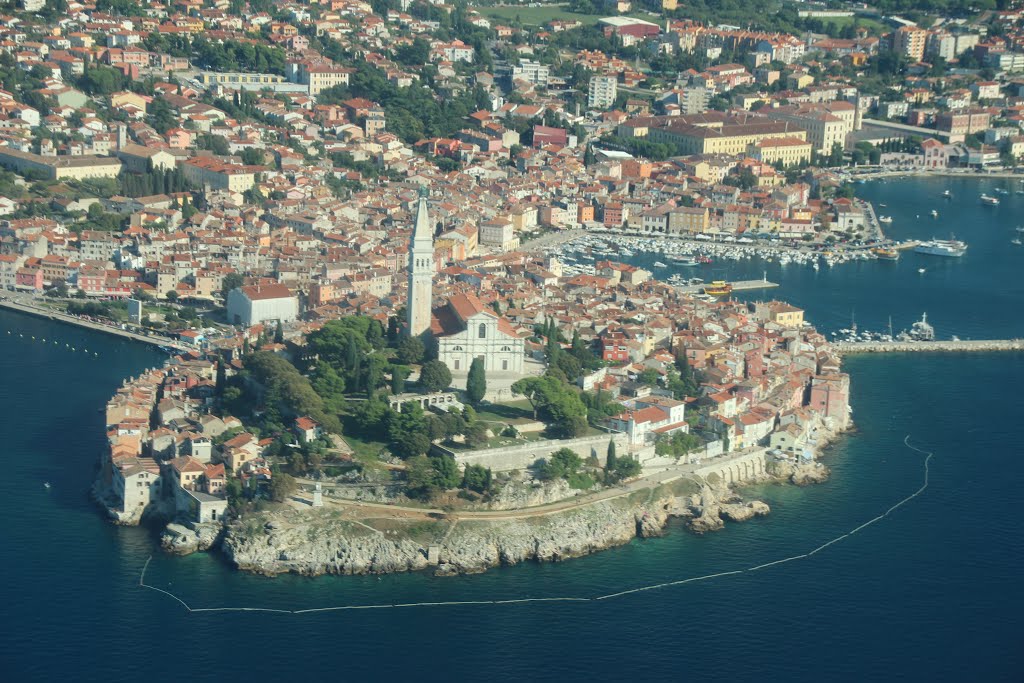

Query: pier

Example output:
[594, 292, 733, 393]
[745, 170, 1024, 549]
[675, 279, 779, 294]
[835, 339, 1024, 354]
[0, 297, 190, 351]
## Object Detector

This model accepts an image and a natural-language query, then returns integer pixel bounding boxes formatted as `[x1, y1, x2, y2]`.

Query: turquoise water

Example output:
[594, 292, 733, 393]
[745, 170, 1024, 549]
[2, 177, 1023, 680]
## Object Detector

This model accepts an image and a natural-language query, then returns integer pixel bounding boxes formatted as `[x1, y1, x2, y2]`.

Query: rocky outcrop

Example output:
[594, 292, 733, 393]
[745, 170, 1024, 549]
[486, 478, 576, 510]
[768, 460, 831, 486]
[682, 485, 770, 534]
[161, 522, 222, 555]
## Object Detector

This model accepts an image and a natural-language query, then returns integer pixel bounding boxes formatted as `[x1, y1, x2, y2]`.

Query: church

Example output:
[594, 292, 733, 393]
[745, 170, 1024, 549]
[407, 191, 526, 388]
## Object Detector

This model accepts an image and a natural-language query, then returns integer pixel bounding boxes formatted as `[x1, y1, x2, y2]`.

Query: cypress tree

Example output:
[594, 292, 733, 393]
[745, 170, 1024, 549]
[606, 439, 618, 473]
[274, 319, 284, 344]
[466, 357, 486, 406]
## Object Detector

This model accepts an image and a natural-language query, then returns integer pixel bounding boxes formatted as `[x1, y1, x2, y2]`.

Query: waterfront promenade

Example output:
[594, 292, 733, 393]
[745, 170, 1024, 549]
[835, 339, 1024, 353]
[0, 295, 190, 351]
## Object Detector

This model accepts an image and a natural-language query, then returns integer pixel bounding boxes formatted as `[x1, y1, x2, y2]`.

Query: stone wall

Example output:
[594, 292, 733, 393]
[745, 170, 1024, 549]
[439, 432, 634, 472]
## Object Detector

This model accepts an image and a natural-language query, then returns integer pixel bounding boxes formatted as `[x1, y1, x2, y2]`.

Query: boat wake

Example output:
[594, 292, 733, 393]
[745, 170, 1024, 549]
[139, 436, 933, 615]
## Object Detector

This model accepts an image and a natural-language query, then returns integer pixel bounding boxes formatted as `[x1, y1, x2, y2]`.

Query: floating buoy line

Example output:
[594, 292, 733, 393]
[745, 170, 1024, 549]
[138, 437, 934, 616]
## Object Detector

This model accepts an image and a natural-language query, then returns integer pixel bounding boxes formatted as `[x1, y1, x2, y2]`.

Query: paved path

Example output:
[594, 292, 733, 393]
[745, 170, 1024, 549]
[295, 449, 765, 521]
[0, 294, 190, 351]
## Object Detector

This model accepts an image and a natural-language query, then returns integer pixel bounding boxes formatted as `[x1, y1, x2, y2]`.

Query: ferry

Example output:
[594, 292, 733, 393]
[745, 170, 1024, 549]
[872, 246, 900, 260]
[980, 194, 1000, 206]
[703, 280, 733, 296]
[914, 239, 968, 257]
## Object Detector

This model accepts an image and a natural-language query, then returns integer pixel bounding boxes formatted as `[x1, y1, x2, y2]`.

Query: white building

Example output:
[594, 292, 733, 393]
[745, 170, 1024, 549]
[589, 75, 618, 110]
[226, 283, 298, 327]
[432, 293, 525, 384]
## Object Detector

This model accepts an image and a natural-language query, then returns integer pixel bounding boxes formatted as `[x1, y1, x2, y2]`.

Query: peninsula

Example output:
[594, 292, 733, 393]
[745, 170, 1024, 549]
[93, 193, 847, 577]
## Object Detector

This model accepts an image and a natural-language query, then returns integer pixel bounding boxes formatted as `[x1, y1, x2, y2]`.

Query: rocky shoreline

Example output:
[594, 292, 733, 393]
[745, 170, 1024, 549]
[164, 457, 830, 578]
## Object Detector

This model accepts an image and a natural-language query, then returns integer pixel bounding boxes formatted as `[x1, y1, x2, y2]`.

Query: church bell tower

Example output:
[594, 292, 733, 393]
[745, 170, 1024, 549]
[407, 188, 433, 338]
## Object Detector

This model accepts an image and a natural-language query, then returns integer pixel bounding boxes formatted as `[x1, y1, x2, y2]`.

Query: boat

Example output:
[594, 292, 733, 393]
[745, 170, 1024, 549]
[942, 190, 951, 198]
[43, 482, 51, 489]
[914, 239, 967, 257]
[1012, 238, 1023, 246]
[670, 256, 699, 266]
[653, 261, 668, 268]
[1016, 226, 1024, 233]
[703, 280, 733, 296]
[872, 246, 900, 260]
[900, 313, 935, 341]
[918, 268, 926, 273]
[931, 209, 938, 218]
[980, 194, 1000, 206]
[878, 215, 893, 224]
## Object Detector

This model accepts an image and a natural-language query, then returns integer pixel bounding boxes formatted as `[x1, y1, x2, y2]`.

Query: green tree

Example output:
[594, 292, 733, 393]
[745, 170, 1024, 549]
[267, 472, 297, 502]
[386, 402, 431, 458]
[462, 464, 493, 493]
[418, 359, 452, 393]
[538, 448, 582, 481]
[466, 357, 486, 406]
[396, 335, 425, 364]
[605, 439, 618, 473]
[390, 365, 407, 395]
[220, 272, 243, 302]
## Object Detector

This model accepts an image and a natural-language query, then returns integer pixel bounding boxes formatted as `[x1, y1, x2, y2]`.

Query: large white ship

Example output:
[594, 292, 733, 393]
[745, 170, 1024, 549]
[914, 239, 967, 257]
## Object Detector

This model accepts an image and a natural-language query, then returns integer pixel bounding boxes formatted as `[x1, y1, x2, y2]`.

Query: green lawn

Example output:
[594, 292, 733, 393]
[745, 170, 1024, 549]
[475, 399, 536, 424]
[482, 4, 605, 26]
[817, 15, 889, 36]
[481, 4, 655, 27]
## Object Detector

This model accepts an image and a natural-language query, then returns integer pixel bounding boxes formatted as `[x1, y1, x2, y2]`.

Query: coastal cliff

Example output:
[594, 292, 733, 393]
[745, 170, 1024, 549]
[218, 475, 783, 577]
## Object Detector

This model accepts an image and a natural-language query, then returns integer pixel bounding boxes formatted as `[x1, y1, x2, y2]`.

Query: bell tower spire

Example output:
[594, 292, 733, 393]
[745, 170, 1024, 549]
[407, 188, 433, 338]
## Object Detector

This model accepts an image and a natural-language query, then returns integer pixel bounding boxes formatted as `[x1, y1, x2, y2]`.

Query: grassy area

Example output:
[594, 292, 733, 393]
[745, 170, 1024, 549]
[475, 399, 536, 424]
[813, 15, 889, 35]
[482, 4, 654, 27]
[482, 4, 605, 26]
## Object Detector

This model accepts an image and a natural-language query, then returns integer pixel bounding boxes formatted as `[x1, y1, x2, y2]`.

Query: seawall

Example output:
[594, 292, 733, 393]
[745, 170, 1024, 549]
[835, 339, 1024, 354]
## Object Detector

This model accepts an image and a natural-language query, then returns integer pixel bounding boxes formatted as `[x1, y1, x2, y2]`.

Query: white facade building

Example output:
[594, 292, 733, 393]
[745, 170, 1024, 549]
[589, 75, 618, 109]
[226, 283, 298, 327]
[432, 293, 525, 384]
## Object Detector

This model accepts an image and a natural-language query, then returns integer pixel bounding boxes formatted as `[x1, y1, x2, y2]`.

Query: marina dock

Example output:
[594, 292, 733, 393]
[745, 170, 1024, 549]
[675, 279, 779, 294]
[835, 339, 1024, 353]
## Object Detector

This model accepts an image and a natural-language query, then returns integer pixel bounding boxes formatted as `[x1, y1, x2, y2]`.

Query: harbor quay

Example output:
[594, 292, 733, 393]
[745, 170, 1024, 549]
[834, 339, 1024, 354]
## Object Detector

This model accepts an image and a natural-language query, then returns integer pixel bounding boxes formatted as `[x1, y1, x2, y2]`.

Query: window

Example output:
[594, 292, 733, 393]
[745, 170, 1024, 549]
[478, 323, 487, 339]
[453, 359, 460, 370]
[502, 360, 508, 371]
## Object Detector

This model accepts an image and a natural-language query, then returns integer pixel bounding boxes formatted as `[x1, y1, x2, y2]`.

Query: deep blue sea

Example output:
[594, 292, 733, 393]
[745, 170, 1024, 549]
[2, 177, 1022, 681]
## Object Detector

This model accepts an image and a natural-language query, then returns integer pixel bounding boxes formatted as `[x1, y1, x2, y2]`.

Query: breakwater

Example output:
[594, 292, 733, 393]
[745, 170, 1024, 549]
[835, 339, 1024, 354]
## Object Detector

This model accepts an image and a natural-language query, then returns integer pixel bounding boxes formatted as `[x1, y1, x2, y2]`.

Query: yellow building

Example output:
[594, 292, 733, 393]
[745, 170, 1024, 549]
[750, 136, 813, 167]
[0, 148, 122, 180]
[646, 115, 809, 155]
[667, 206, 710, 234]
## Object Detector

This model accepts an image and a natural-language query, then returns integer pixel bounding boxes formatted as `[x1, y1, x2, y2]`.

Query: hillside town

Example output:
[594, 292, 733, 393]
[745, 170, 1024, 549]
[0, 0, 1015, 558]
